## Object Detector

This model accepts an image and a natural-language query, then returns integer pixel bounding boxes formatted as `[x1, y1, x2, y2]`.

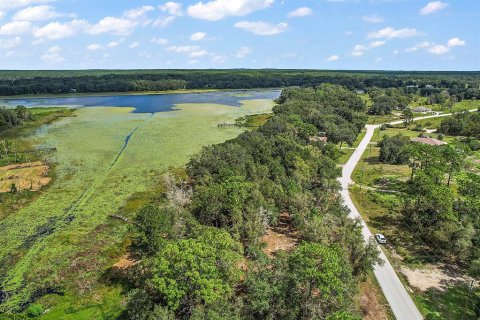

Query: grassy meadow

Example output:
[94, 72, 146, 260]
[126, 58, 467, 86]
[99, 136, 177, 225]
[0, 99, 274, 317]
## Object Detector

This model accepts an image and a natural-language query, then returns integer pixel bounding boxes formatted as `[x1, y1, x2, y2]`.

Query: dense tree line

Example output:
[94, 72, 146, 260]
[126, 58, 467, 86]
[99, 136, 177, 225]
[123, 85, 381, 320]
[0, 106, 32, 131]
[367, 87, 412, 115]
[438, 111, 480, 138]
[0, 69, 478, 97]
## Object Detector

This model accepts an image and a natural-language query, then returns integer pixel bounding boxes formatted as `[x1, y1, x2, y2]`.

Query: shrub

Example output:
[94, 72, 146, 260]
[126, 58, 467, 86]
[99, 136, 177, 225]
[26, 303, 44, 317]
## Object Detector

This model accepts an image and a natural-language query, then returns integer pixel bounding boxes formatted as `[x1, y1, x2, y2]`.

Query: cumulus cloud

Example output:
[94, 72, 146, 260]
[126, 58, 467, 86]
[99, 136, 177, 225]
[129, 41, 140, 49]
[0, 36, 21, 49]
[351, 41, 385, 56]
[188, 0, 274, 21]
[0, 21, 31, 35]
[152, 16, 175, 28]
[288, 7, 312, 18]
[447, 37, 466, 47]
[190, 32, 206, 41]
[0, 12, 5, 20]
[87, 17, 137, 35]
[87, 43, 101, 51]
[362, 14, 384, 24]
[41, 45, 64, 62]
[326, 55, 339, 62]
[151, 37, 168, 45]
[159, 2, 183, 16]
[107, 41, 119, 48]
[234, 21, 288, 36]
[368, 27, 422, 39]
[123, 5, 154, 20]
[235, 46, 252, 58]
[12, 5, 61, 21]
[420, 1, 448, 15]
[427, 44, 449, 55]
[0, 0, 53, 11]
[33, 20, 85, 39]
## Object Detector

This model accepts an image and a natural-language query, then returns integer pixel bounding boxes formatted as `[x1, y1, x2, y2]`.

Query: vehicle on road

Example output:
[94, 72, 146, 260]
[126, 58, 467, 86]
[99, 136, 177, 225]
[375, 233, 387, 244]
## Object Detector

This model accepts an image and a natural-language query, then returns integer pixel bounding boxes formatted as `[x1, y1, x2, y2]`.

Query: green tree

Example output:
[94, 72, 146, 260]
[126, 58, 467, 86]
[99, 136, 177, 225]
[148, 228, 242, 318]
[378, 134, 410, 165]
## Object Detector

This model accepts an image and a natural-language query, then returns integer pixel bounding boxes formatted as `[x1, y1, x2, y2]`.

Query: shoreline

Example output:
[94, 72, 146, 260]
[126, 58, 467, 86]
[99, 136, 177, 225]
[0, 88, 282, 100]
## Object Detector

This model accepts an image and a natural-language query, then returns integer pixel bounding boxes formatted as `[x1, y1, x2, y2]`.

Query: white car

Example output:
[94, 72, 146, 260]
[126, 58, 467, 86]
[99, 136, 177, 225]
[375, 233, 387, 244]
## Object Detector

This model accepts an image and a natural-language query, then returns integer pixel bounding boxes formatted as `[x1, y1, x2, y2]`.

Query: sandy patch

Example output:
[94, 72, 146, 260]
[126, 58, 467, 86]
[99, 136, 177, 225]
[0, 161, 51, 192]
[261, 213, 299, 257]
[113, 254, 138, 269]
[401, 264, 478, 292]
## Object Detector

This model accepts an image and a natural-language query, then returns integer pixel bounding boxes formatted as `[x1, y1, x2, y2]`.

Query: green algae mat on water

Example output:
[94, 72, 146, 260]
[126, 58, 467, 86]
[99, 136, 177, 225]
[0, 99, 274, 313]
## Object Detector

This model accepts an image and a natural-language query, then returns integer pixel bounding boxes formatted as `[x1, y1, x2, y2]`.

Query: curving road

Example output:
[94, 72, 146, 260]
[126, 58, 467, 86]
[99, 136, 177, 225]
[338, 111, 476, 319]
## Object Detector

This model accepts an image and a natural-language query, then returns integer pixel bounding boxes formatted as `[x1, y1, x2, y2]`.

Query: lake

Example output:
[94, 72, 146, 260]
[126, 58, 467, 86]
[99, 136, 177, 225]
[0, 89, 281, 113]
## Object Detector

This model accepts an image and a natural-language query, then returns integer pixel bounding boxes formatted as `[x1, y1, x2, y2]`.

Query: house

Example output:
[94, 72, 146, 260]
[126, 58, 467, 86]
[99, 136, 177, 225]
[309, 136, 328, 143]
[425, 85, 435, 89]
[411, 106, 433, 114]
[410, 137, 447, 146]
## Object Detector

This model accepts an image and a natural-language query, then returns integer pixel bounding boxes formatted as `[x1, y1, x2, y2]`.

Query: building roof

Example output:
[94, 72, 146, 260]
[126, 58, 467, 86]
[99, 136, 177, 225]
[412, 106, 432, 112]
[410, 137, 447, 146]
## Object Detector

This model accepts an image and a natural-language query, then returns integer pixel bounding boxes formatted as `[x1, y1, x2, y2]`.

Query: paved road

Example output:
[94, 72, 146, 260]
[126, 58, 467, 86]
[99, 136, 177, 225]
[339, 109, 478, 319]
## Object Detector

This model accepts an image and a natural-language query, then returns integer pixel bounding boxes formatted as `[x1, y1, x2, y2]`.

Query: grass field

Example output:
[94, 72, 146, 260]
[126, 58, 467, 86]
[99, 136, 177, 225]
[0, 99, 274, 317]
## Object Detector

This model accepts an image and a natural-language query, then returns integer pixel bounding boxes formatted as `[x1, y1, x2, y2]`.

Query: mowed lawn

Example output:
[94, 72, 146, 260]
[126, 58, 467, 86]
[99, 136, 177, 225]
[0, 99, 274, 317]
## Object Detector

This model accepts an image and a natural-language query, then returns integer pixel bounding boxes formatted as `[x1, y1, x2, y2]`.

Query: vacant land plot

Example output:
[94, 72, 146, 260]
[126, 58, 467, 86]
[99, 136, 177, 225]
[0, 161, 50, 192]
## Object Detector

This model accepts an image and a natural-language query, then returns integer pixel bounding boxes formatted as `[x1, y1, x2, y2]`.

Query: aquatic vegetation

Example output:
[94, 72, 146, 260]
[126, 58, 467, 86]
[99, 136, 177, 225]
[0, 99, 274, 311]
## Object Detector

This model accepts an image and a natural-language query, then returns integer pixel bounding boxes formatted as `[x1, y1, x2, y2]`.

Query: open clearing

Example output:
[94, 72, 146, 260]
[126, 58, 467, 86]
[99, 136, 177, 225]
[0, 161, 50, 192]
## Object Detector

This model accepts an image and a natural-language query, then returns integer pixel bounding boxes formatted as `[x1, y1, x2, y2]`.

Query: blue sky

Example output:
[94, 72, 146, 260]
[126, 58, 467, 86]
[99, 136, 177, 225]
[0, 0, 478, 70]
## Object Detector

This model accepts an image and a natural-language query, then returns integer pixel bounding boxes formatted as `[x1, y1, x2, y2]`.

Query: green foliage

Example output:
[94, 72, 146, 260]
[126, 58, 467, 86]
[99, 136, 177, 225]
[378, 134, 410, 164]
[26, 303, 44, 317]
[438, 111, 480, 138]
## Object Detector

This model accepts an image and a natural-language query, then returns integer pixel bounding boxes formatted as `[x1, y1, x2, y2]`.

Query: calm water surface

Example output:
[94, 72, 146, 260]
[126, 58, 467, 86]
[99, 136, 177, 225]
[0, 90, 281, 113]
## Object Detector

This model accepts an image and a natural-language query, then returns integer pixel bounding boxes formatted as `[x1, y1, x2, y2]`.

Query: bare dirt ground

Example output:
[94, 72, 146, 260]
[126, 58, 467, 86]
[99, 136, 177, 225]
[0, 161, 51, 192]
[401, 264, 478, 292]
[261, 212, 299, 257]
[113, 254, 138, 270]
[359, 277, 391, 320]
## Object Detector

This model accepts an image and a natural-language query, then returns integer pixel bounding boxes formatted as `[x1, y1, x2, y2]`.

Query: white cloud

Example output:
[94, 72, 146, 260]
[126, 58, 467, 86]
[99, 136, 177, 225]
[123, 6, 154, 20]
[350, 41, 385, 56]
[0, 21, 31, 35]
[0, 0, 53, 11]
[0, 36, 21, 49]
[288, 7, 312, 18]
[447, 37, 466, 47]
[88, 17, 137, 36]
[188, 0, 274, 21]
[326, 55, 339, 62]
[362, 14, 384, 24]
[190, 32, 206, 41]
[47, 45, 61, 53]
[151, 37, 168, 45]
[368, 27, 422, 39]
[159, 2, 183, 16]
[129, 41, 140, 49]
[87, 43, 101, 51]
[12, 5, 61, 21]
[188, 59, 199, 65]
[190, 49, 208, 57]
[427, 44, 449, 55]
[41, 45, 64, 62]
[235, 46, 252, 58]
[369, 40, 385, 48]
[416, 41, 432, 48]
[107, 41, 119, 48]
[0, 12, 5, 20]
[405, 47, 418, 53]
[167, 45, 200, 53]
[344, 31, 353, 36]
[234, 21, 288, 36]
[420, 1, 448, 15]
[33, 20, 84, 39]
[152, 16, 175, 28]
